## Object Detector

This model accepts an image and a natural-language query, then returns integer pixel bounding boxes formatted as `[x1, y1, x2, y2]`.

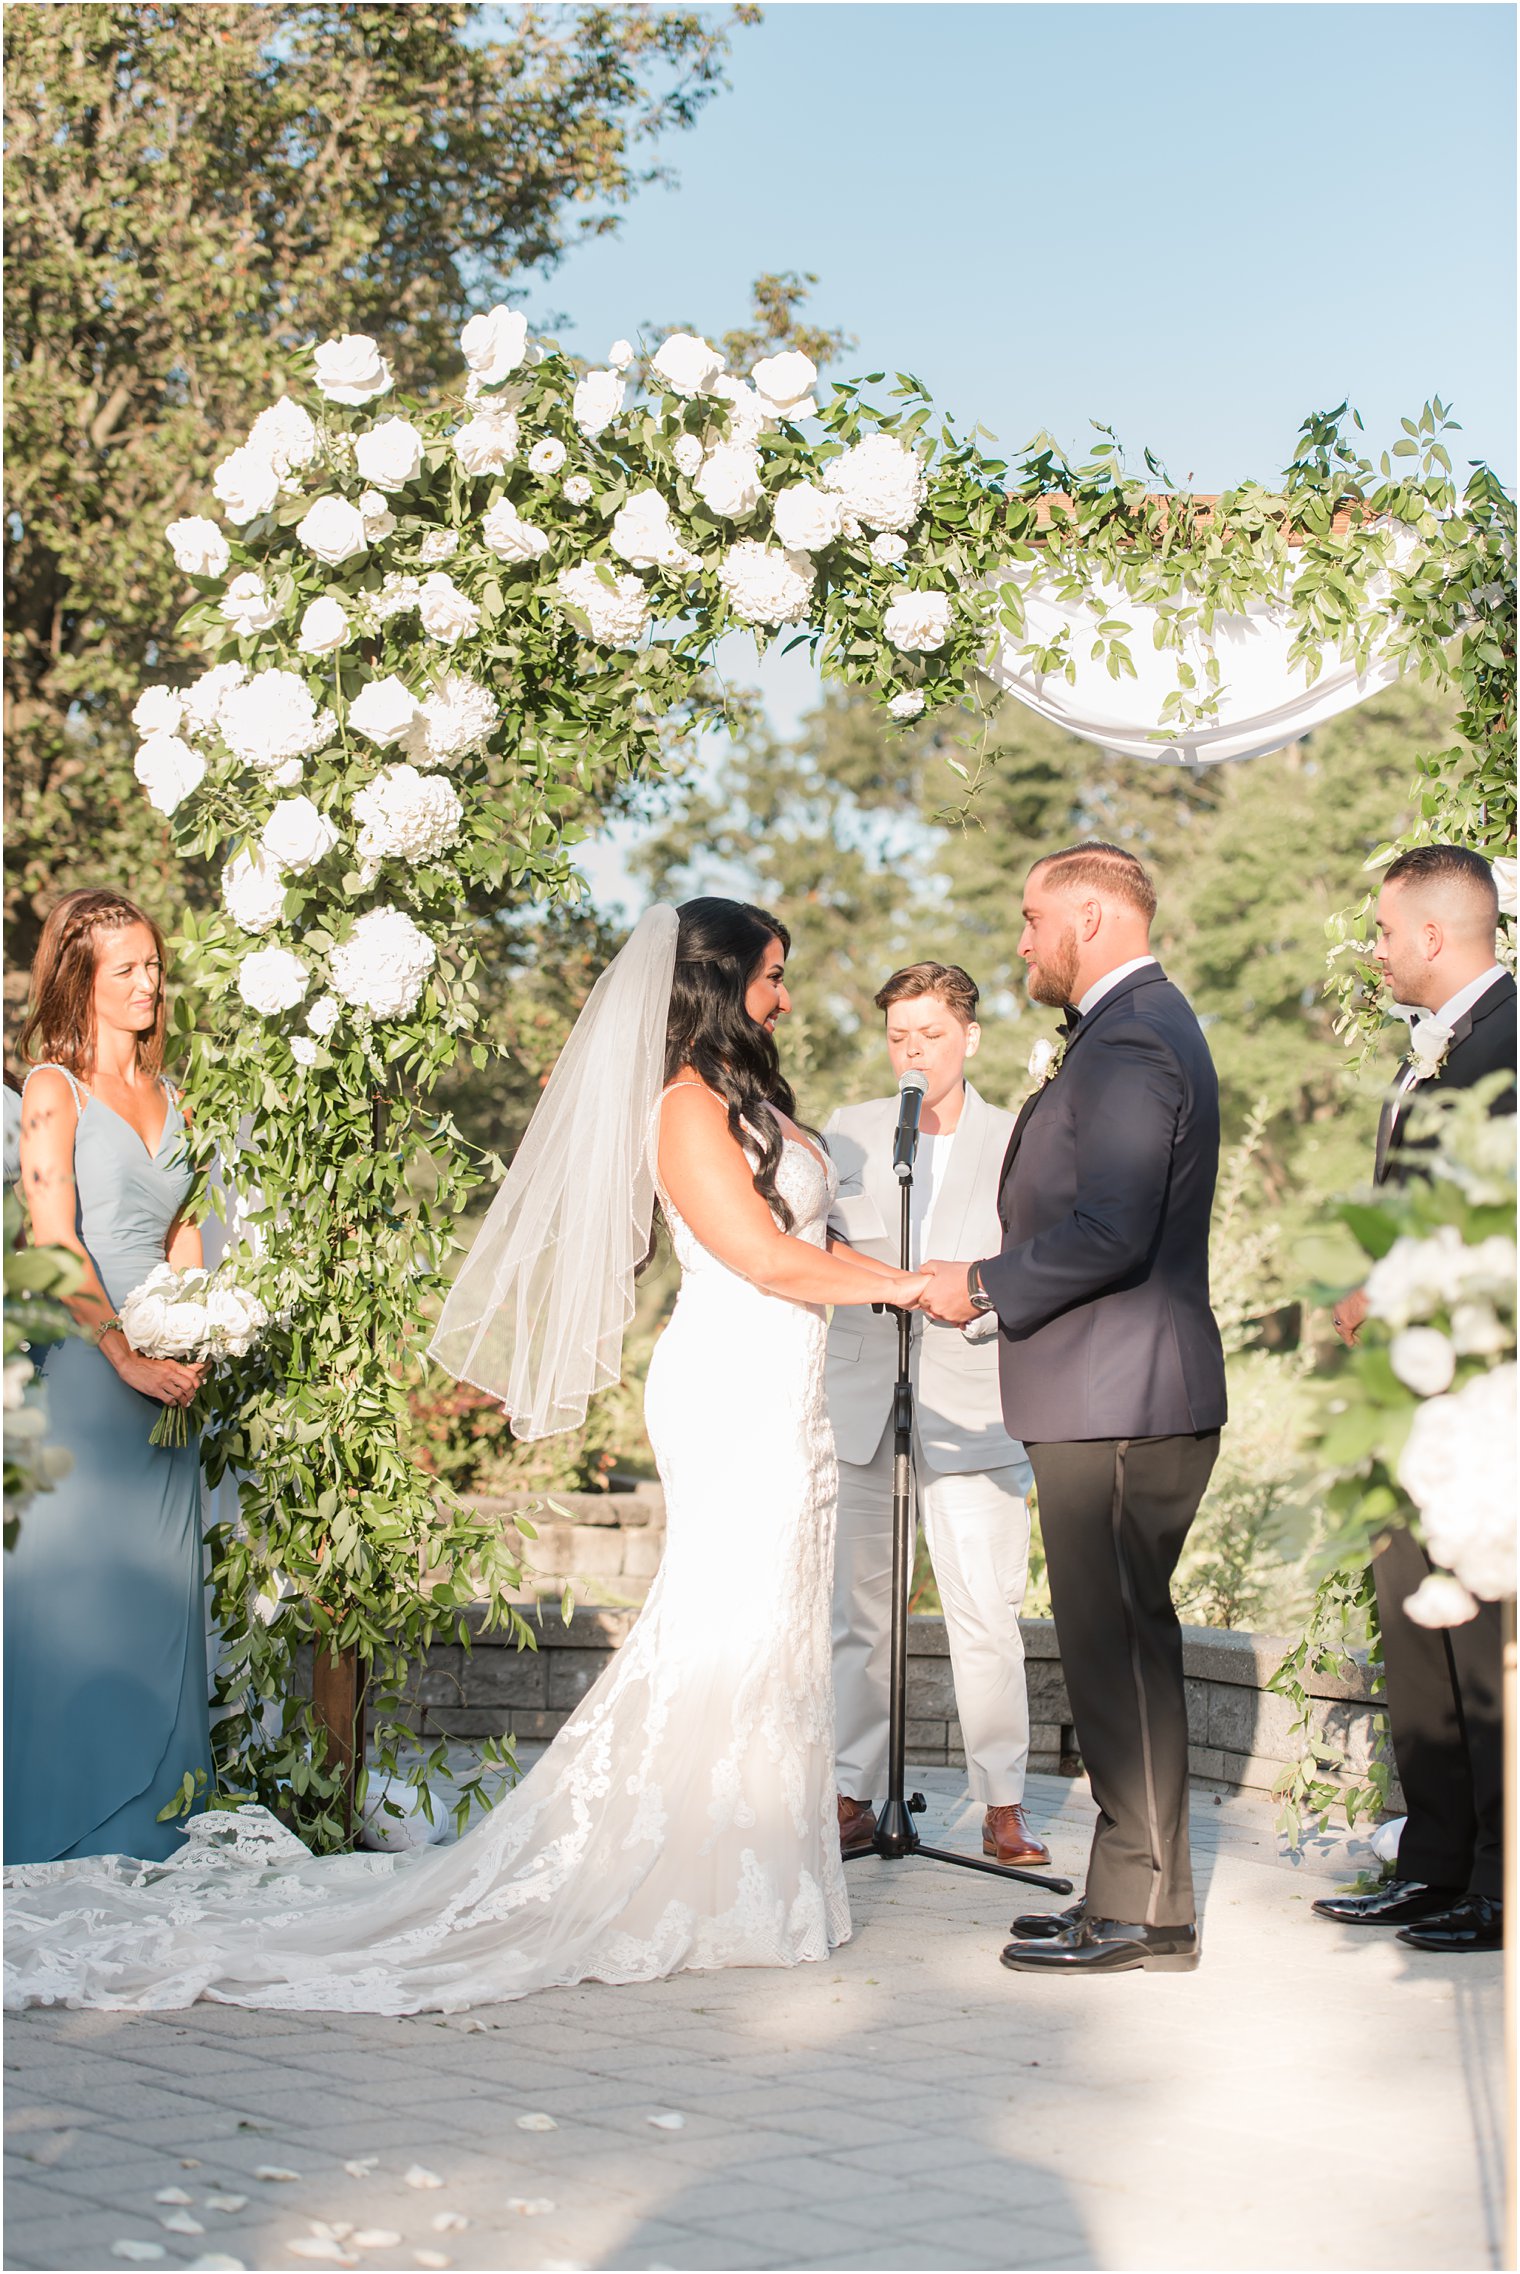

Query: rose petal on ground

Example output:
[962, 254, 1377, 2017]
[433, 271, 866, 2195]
[515, 2112, 557, 2132]
[255, 2165, 303, 2182]
[352, 2233, 401, 2249]
[111, 2246, 166, 2264]
[413, 2254, 451, 2270]
[154, 2188, 194, 2205]
[430, 2213, 468, 2233]
[342, 2158, 380, 2178]
[188, 2259, 246, 2271]
[180, 2160, 203, 2170]
[286, 2241, 354, 2265]
[26, 2130, 78, 2166]
[646, 2112, 686, 2130]
[404, 2164, 444, 2189]
[161, 2212, 205, 2235]
[505, 2198, 556, 2216]
[205, 2195, 249, 2214]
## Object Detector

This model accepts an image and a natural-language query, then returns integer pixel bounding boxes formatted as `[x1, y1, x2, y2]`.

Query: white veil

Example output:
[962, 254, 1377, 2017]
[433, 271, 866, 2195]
[428, 903, 679, 1440]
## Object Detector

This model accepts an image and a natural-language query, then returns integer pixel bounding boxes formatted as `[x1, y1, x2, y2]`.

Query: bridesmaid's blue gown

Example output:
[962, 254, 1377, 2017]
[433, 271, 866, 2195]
[4, 1069, 212, 1865]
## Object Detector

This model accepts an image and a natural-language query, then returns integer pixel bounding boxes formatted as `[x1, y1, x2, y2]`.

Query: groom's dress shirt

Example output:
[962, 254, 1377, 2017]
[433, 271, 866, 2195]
[980, 963, 1226, 1443]
[1075, 954, 1158, 1019]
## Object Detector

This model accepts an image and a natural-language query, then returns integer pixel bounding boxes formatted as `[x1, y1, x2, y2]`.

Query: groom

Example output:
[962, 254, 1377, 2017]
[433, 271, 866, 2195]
[919, 842, 1226, 1975]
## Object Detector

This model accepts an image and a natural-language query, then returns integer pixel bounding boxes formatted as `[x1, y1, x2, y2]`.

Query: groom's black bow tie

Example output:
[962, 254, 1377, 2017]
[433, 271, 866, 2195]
[1058, 1007, 1083, 1039]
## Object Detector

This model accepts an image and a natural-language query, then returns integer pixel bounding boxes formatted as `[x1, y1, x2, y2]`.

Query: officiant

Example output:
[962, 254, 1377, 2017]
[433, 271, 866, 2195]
[822, 963, 1049, 1869]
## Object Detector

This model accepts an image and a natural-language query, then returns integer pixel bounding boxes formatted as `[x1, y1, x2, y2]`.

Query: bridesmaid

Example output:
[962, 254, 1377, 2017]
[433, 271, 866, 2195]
[5, 890, 213, 1865]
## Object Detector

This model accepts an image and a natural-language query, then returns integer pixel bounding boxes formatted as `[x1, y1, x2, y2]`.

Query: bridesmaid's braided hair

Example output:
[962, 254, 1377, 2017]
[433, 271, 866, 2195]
[665, 897, 804, 1233]
[20, 889, 169, 1079]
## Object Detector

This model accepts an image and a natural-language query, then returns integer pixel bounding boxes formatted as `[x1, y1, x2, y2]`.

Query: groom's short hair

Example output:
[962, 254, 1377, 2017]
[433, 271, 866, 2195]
[1383, 844, 1498, 923]
[875, 962, 980, 1026]
[1034, 841, 1158, 923]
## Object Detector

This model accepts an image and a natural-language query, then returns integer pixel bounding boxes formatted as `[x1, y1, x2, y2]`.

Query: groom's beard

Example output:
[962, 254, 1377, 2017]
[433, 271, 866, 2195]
[1025, 926, 1081, 1008]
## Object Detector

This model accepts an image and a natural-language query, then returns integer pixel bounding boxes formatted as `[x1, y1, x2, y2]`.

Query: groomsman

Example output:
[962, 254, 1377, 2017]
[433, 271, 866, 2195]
[823, 963, 1049, 1870]
[919, 844, 1227, 1975]
[1320, 844, 1514, 1956]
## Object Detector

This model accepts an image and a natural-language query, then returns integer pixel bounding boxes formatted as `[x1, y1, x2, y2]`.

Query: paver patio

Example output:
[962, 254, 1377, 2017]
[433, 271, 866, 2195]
[3, 1770, 1506, 2273]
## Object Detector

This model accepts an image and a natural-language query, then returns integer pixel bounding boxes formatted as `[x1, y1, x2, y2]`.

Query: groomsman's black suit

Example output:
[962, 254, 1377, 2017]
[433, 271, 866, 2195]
[979, 963, 1227, 1927]
[1371, 968, 1515, 1903]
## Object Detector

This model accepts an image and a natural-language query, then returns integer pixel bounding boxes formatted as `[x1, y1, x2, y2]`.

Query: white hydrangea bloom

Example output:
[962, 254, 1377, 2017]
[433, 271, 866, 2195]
[237, 944, 308, 1017]
[1398, 1362, 1517, 1600]
[312, 334, 393, 405]
[1365, 1225, 1518, 1329]
[572, 369, 626, 436]
[348, 675, 421, 747]
[418, 529, 459, 564]
[884, 589, 953, 653]
[329, 907, 437, 1020]
[354, 416, 425, 491]
[296, 495, 369, 566]
[871, 532, 908, 567]
[247, 398, 319, 476]
[181, 661, 246, 737]
[213, 445, 282, 526]
[220, 572, 280, 634]
[716, 540, 815, 628]
[372, 573, 422, 623]
[823, 434, 927, 533]
[222, 846, 288, 935]
[134, 733, 206, 816]
[452, 412, 519, 477]
[771, 482, 846, 553]
[417, 572, 480, 644]
[166, 516, 230, 578]
[353, 763, 463, 866]
[403, 673, 500, 768]
[132, 686, 185, 736]
[609, 491, 698, 573]
[482, 498, 550, 564]
[218, 670, 335, 771]
[297, 596, 351, 655]
[555, 563, 652, 647]
[651, 332, 724, 397]
[261, 794, 338, 874]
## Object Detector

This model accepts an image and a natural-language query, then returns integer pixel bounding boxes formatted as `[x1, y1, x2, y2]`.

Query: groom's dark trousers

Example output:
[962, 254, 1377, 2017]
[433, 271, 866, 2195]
[978, 965, 1227, 1928]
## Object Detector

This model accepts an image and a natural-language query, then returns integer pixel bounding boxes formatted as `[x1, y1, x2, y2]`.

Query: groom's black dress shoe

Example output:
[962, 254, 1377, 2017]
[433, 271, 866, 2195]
[1310, 1879, 1463, 1927]
[1008, 1899, 1086, 1939]
[1000, 1916, 1198, 1974]
[1397, 1893, 1503, 1953]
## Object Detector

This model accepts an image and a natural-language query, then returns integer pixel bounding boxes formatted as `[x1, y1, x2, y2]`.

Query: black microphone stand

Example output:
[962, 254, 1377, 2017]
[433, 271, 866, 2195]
[851, 1133, 1073, 1895]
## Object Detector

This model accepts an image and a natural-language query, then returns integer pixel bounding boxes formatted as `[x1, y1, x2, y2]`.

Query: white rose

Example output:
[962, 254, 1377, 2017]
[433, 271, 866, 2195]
[555, 563, 652, 648]
[709, 374, 767, 444]
[222, 846, 288, 936]
[563, 475, 593, 506]
[1388, 1326, 1458, 1398]
[572, 369, 626, 437]
[403, 672, 499, 768]
[261, 794, 338, 874]
[417, 572, 480, 645]
[1403, 1572, 1481, 1629]
[884, 589, 953, 654]
[205, 1285, 262, 1352]
[652, 332, 724, 398]
[695, 444, 763, 520]
[1398, 1362, 1517, 1599]
[313, 334, 393, 405]
[354, 416, 425, 492]
[181, 661, 245, 737]
[306, 994, 340, 1039]
[268, 758, 304, 790]
[888, 690, 926, 721]
[212, 445, 281, 526]
[672, 434, 705, 479]
[358, 490, 396, 542]
[348, 675, 421, 747]
[132, 686, 184, 736]
[246, 398, 319, 476]
[353, 762, 463, 866]
[771, 481, 845, 553]
[166, 516, 230, 578]
[824, 433, 928, 533]
[218, 669, 334, 770]
[529, 438, 567, 477]
[134, 733, 206, 816]
[237, 944, 308, 1018]
[460, 304, 529, 386]
[715, 540, 815, 629]
[119, 1284, 172, 1355]
[418, 530, 459, 564]
[1493, 856, 1517, 920]
[609, 490, 698, 574]
[290, 1036, 320, 1069]
[871, 532, 908, 566]
[481, 498, 550, 564]
[296, 495, 369, 566]
[751, 349, 817, 422]
[608, 339, 634, 371]
[297, 596, 351, 655]
[329, 906, 437, 1020]
[158, 1298, 211, 1356]
[220, 571, 280, 634]
[452, 412, 519, 477]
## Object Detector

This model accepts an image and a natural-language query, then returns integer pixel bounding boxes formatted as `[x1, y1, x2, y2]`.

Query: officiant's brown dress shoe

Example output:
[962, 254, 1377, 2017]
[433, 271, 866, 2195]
[983, 1805, 1050, 1867]
[838, 1795, 878, 1857]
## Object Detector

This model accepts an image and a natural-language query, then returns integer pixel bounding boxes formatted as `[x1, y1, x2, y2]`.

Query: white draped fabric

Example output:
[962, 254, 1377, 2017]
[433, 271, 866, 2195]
[982, 569, 1407, 768]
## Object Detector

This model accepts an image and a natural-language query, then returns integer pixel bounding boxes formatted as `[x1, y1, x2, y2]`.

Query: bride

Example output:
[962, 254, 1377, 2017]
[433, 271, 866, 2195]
[4, 898, 929, 2013]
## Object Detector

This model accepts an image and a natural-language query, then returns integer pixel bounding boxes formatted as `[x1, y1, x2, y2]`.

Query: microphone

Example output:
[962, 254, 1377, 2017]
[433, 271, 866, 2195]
[892, 1070, 928, 1182]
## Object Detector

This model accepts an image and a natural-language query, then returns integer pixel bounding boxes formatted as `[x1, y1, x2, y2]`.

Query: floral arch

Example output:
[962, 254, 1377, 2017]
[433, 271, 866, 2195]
[131, 309, 1516, 1842]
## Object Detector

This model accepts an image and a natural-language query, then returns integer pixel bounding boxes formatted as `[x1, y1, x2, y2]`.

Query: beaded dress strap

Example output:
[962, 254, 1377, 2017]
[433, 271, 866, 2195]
[21, 1063, 84, 1113]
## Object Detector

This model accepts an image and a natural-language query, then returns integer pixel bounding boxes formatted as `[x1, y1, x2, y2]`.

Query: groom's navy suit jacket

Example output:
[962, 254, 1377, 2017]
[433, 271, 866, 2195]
[979, 964, 1227, 1444]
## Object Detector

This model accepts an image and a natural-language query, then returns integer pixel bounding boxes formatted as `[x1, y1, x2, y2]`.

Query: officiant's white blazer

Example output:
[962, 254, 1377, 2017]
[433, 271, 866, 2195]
[822, 1083, 1031, 1481]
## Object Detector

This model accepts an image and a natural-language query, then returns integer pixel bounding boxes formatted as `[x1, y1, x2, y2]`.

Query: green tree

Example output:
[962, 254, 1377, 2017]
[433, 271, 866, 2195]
[3, 1, 753, 987]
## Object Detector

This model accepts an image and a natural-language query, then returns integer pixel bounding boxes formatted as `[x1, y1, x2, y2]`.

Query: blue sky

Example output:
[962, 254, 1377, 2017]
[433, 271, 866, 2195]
[516, 1, 1517, 907]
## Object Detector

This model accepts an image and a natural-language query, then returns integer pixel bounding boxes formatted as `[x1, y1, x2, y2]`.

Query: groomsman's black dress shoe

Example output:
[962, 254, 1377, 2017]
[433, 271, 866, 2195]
[1310, 1879, 1463, 1927]
[1000, 1916, 1199, 1974]
[837, 1794, 878, 1857]
[1008, 1899, 1086, 1939]
[1397, 1893, 1503, 1953]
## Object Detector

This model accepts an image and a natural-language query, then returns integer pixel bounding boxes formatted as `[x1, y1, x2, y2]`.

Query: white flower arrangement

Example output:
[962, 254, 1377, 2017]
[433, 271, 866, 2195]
[823, 433, 927, 533]
[237, 944, 308, 1017]
[329, 907, 437, 1020]
[453, 411, 519, 477]
[213, 445, 282, 527]
[218, 670, 335, 772]
[134, 733, 206, 816]
[573, 369, 626, 437]
[166, 516, 230, 578]
[404, 673, 499, 768]
[353, 764, 463, 867]
[884, 589, 953, 653]
[261, 795, 338, 874]
[354, 417, 426, 492]
[651, 332, 724, 397]
[610, 491, 697, 574]
[460, 304, 528, 387]
[116, 1261, 272, 1446]
[417, 572, 480, 644]
[556, 563, 651, 647]
[482, 498, 550, 564]
[223, 846, 288, 936]
[246, 398, 319, 476]
[313, 333, 393, 405]
[348, 675, 421, 747]
[717, 541, 814, 628]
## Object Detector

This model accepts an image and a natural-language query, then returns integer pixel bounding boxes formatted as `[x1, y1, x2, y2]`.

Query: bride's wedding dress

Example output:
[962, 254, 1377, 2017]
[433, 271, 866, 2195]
[4, 1131, 849, 2013]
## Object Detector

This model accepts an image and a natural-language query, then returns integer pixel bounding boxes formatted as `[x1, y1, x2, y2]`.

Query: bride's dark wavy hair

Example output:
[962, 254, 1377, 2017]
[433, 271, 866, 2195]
[664, 896, 804, 1232]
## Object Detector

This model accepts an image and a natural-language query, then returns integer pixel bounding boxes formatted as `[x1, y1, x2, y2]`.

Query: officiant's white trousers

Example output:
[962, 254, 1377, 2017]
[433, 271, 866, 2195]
[832, 1436, 1031, 1806]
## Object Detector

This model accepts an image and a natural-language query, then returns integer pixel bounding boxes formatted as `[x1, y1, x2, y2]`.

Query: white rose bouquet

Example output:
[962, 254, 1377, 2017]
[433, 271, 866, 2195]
[115, 1261, 272, 1447]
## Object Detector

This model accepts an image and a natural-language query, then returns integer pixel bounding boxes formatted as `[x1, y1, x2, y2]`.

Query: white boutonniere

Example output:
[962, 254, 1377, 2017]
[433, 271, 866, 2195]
[1407, 1020, 1454, 1081]
[1027, 1036, 1065, 1089]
